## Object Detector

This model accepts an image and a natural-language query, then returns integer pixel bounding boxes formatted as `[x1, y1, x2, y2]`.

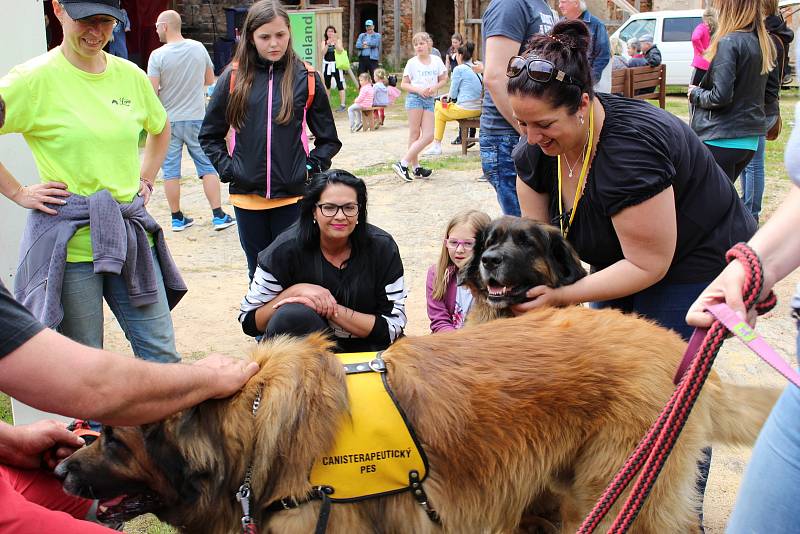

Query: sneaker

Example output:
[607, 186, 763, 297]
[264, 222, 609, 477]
[172, 216, 194, 232]
[414, 166, 432, 178]
[355, 123, 363, 132]
[477, 174, 488, 182]
[336, 105, 346, 112]
[451, 135, 462, 145]
[392, 161, 413, 182]
[212, 213, 237, 231]
[422, 144, 442, 156]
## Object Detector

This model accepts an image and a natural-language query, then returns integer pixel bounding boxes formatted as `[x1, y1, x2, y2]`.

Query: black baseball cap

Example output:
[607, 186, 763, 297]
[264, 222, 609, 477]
[60, 0, 124, 23]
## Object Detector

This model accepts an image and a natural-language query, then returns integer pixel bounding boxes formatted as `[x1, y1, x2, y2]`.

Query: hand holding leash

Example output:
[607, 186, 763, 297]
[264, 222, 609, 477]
[0, 420, 84, 470]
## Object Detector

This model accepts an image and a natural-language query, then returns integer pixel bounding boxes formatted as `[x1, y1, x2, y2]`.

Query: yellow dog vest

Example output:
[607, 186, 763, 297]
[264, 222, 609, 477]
[309, 352, 429, 502]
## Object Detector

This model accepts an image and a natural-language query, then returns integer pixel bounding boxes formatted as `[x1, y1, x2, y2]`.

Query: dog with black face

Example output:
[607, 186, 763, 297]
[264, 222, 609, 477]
[461, 217, 586, 320]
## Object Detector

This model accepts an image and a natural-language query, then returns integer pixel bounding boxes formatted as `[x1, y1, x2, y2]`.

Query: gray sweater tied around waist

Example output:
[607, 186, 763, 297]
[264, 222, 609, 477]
[14, 189, 187, 329]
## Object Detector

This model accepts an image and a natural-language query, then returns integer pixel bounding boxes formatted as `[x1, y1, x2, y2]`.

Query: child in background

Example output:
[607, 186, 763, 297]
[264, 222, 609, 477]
[423, 42, 483, 156]
[372, 68, 390, 125]
[348, 72, 374, 132]
[445, 32, 463, 74]
[392, 32, 448, 182]
[426, 209, 490, 332]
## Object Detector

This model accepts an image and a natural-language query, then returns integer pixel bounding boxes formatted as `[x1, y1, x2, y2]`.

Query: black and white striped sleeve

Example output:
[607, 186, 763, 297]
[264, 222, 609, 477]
[238, 266, 284, 335]
[366, 235, 407, 345]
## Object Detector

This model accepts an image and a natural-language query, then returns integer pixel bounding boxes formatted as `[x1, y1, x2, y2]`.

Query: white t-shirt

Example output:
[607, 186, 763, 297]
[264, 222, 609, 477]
[403, 55, 446, 91]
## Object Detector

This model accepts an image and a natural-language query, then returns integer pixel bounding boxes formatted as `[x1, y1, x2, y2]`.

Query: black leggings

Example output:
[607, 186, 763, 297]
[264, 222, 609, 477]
[705, 144, 755, 183]
[233, 203, 300, 280]
[265, 302, 328, 338]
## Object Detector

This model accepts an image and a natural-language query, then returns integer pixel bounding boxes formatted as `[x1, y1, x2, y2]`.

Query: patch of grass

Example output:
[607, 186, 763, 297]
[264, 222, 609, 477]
[1, 393, 11, 424]
[124, 515, 176, 534]
[354, 153, 481, 177]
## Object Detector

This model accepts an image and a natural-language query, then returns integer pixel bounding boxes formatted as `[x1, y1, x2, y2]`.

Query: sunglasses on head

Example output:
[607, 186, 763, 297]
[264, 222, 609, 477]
[506, 56, 579, 86]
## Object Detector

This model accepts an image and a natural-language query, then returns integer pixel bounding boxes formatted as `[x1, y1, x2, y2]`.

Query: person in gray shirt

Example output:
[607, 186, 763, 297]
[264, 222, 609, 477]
[480, 0, 555, 216]
[148, 10, 236, 232]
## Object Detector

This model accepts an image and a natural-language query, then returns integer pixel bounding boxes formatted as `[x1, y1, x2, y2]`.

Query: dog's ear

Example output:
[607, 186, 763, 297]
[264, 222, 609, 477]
[545, 227, 586, 286]
[458, 222, 489, 291]
[143, 423, 204, 504]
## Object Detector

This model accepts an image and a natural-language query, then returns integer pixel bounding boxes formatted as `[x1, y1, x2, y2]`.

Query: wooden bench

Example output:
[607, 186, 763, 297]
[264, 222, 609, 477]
[360, 107, 381, 131]
[627, 64, 666, 109]
[609, 65, 667, 109]
[457, 118, 480, 155]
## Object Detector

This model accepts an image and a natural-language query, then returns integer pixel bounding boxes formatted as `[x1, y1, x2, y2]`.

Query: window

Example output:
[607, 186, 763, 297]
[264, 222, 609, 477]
[619, 19, 656, 43]
[662, 17, 702, 42]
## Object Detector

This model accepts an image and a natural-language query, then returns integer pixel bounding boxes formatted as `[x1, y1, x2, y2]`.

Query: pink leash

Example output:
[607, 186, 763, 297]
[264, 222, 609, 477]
[674, 303, 800, 388]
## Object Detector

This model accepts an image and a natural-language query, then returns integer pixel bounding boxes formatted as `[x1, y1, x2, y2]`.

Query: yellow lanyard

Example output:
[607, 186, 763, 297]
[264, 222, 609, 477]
[557, 105, 594, 239]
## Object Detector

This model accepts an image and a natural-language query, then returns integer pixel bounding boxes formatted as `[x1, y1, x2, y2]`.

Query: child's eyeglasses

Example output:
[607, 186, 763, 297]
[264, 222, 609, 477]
[506, 56, 579, 86]
[444, 238, 476, 250]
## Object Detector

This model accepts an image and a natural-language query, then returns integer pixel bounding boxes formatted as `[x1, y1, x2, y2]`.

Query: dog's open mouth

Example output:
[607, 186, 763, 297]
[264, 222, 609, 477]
[485, 281, 531, 302]
[97, 492, 162, 523]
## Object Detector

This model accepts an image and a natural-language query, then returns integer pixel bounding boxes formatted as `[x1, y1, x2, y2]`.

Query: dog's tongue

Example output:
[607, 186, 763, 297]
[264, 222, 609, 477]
[99, 495, 127, 508]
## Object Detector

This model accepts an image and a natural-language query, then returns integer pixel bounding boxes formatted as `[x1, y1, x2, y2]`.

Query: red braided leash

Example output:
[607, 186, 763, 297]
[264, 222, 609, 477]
[577, 242, 776, 533]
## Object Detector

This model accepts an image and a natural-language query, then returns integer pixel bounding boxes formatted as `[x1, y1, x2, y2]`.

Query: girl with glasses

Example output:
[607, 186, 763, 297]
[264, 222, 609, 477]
[509, 20, 757, 528]
[238, 170, 407, 352]
[426, 210, 490, 333]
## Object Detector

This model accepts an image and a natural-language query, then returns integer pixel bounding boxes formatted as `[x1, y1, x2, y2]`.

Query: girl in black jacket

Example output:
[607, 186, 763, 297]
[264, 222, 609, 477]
[201, 0, 342, 279]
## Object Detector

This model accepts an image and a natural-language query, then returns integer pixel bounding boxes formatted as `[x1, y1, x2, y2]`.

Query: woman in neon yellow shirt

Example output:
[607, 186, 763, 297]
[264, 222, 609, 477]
[0, 0, 182, 363]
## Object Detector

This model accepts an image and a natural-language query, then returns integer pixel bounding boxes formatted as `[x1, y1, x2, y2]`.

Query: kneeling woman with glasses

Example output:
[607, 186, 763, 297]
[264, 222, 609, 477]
[238, 170, 407, 352]
[509, 20, 756, 342]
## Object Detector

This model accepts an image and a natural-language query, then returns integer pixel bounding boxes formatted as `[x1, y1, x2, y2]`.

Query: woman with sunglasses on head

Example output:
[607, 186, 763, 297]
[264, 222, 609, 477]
[238, 170, 407, 352]
[510, 20, 755, 341]
[510, 22, 756, 525]
[1, 0, 186, 365]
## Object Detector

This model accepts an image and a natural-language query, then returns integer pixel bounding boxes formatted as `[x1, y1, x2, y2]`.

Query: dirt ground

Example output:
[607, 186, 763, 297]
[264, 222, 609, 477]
[111, 108, 799, 532]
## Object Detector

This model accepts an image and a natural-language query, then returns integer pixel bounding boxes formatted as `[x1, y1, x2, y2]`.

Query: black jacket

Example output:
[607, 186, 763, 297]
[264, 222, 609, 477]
[765, 15, 794, 119]
[200, 57, 341, 198]
[690, 31, 767, 141]
[644, 45, 661, 67]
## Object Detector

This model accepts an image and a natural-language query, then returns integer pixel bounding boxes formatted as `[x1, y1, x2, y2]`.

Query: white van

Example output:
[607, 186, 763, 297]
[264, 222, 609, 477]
[610, 9, 703, 85]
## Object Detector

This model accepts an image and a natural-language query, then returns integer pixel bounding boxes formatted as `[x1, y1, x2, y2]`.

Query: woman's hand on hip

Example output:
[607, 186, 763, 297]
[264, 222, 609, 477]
[138, 179, 154, 205]
[13, 182, 70, 215]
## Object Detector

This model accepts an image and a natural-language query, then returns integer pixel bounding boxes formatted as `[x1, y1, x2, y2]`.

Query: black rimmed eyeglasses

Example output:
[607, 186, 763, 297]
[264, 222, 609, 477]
[506, 56, 579, 86]
[316, 203, 359, 217]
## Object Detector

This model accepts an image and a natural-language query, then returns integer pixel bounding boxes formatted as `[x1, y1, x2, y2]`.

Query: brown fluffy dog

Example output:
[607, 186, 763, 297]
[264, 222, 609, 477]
[57, 310, 777, 533]
[461, 217, 587, 322]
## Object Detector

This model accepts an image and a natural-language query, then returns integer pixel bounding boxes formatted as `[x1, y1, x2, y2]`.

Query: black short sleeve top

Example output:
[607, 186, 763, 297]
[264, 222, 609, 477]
[515, 93, 756, 283]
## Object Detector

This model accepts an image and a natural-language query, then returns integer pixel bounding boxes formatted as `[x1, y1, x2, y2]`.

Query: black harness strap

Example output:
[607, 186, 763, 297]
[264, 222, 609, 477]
[409, 470, 441, 524]
[264, 486, 333, 534]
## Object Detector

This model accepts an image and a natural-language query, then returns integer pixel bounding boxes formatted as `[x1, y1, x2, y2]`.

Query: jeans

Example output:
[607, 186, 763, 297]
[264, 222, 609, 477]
[726, 329, 800, 534]
[58, 248, 180, 363]
[740, 135, 766, 224]
[479, 133, 521, 216]
[234, 203, 300, 280]
[405, 92, 435, 112]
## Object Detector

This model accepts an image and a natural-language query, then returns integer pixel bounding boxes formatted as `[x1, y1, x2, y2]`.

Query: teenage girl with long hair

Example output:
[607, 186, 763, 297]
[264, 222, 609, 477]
[201, 0, 341, 280]
[688, 0, 776, 182]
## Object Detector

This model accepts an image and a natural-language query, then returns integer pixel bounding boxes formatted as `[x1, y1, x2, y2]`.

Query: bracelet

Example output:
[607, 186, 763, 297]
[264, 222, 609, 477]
[11, 183, 24, 199]
[140, 179, 154, 192]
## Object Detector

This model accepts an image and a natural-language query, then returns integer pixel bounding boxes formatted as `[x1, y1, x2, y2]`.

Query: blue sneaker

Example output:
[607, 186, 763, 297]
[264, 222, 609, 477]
[171, 216, 194, 232]
[212, 213, 236, 231]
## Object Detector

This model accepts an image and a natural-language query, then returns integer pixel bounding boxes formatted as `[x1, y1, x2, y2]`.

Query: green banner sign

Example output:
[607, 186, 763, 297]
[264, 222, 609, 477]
[289, 12, 316, 65]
